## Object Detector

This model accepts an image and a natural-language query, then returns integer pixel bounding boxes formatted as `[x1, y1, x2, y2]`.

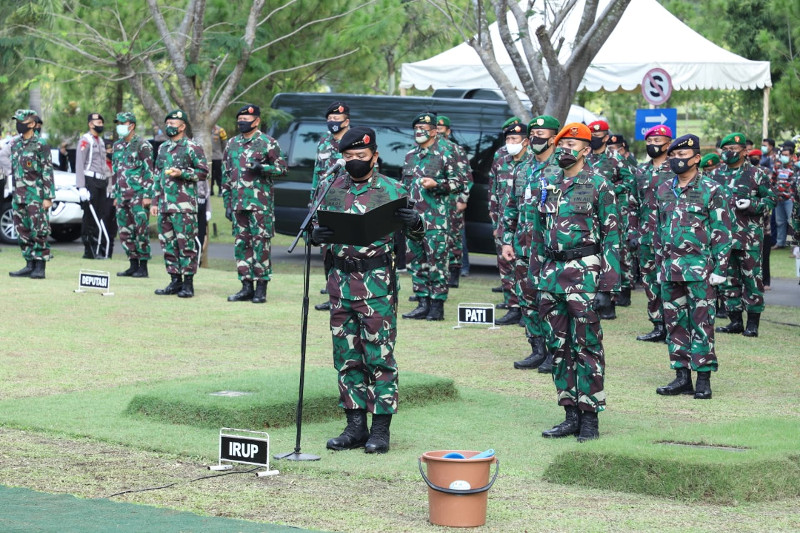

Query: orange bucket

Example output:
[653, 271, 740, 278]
[418, 450, 499, 527]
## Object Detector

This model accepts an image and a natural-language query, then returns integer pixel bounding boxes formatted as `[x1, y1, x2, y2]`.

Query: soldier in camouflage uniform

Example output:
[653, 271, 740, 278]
[313, 101, 350, 312]
[8, 109, 53, 279]
[502, 115, 560, 372]
[222, 104, 287, 304]
[111, 112, 154, 278]
[532, 123, 621, 443]
[436, 115, 472, 288]
[150, 109, 209, 298]
[631, 125, 673, 342]
[653, 134, 732, 399]
[586, 120, 638, 316]
[311, 127, 424, 454]
[711, 133, 777, 337]
[401, 112, 463, 321]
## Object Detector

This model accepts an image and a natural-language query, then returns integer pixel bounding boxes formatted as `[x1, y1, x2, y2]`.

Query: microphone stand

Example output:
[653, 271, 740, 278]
[275, 173, 339, 462]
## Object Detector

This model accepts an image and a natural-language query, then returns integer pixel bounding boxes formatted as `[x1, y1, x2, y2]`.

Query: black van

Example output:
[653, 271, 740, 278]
[267, 92, 519, 255]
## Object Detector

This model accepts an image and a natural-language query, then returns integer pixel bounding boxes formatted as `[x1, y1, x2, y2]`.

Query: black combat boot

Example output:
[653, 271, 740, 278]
[408, 295, 419, 302]
[155, 274, 182, 295]
[491, 285, 503, 293]
[320, 287, 328, 295]
[82, 238, 96, 259]
[694, 371, 712, 399]
[402, 297, 430, 320]
[496, 302, 509, 310]
[29, 260, 46, 279]
[132, 260, 149, 278]
[656, 368, 694, 395]
[514, 337, 546, 369]
[716, 297, 728, 319]
[365, 414, 392, 454]
[426, 299, 445, 321]
[326, 409, 369, 450]
[177, 275, 194, 298]
[315, 301, 331, 311]
[448, 266, 460, 288]
[576, 411, 599, 443]
[228, 280, 254, 302]
[495, 307, 522, 326]
[252, 281, 268, 304]
[598, 301, 617, 320]
[742, 312, 760, 337]
[9, 260, 34, 277]
[537, 349, 554, 374]
[716, 311, 743, 334]
[616, 287, 632, 307]
[636, 322, 666, 342]
[542, 405, 580, 438]
[117, 259, 139, 277]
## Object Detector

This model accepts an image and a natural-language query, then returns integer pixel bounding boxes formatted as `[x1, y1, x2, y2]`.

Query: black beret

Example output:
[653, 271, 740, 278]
[237, 104, 260, 117]
[668, 134, 701, 154]
[339, 126, 376, 153]
[608, 134, 625, 145]
[503, 123, 528, 138]
[326, 101, 349, 117]
[412, 112, 436, 127]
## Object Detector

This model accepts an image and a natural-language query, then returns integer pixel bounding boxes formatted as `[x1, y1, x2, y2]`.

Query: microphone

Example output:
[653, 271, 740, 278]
[321, 158, 345, 179]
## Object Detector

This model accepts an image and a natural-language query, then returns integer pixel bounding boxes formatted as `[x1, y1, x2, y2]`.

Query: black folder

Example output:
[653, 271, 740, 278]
[317, 197, 407, 246]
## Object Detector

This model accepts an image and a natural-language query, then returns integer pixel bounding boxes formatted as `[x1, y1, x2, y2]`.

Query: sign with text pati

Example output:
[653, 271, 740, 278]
[454, 303, 497, 330]
[74, 269, 113, 296]
[634, 108, 677, 141]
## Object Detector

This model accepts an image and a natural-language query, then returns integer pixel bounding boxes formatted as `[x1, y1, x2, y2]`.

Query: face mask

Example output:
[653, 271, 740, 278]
[529, 137, 549, 154]
[780, 155, 791, 165]
[414, 128, 430, 145]
[345, 158, 373, 180]
[93, 125, 104, 134]
[721, 150, 740, 164]
[327, 120, 345, 134]
[505, 142, 523, 157]
[646, 144, 665, 158]
[116, 124, 130, 137]
[16, 121, 30, 134]
[556, 147, 581, 169]
[761, 146, 769, 154]
[749, 157, 761, 165]
[165, 125, 180, 137]
[237, 120, 256, 134]
[670, 156, 696, 175]
[589, 137, 605, 150]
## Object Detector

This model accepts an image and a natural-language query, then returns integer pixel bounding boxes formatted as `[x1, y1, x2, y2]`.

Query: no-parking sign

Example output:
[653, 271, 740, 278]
[641, 68, 673, 106]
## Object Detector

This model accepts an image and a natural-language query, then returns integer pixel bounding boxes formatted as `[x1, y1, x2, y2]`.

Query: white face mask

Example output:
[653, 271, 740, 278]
[116, 124, 130, 137]
[506, 142, 523, 157]
[414, 129, 429, 145]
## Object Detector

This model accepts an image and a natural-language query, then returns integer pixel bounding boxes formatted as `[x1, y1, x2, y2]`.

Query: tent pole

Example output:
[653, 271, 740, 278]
[762, 87, 770, 139]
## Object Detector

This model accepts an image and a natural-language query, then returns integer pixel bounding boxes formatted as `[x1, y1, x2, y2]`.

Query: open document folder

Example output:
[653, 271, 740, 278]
[317, 196, 408, 246]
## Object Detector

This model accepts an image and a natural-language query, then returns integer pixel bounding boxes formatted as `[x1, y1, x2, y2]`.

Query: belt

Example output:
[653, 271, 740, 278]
[85, 171, 107, 179]
[544, 243, 601, 261]
[333, 254, 391, 274]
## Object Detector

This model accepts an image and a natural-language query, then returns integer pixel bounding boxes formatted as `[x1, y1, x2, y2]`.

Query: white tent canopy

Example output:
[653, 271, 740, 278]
[400, 0, 772, 93]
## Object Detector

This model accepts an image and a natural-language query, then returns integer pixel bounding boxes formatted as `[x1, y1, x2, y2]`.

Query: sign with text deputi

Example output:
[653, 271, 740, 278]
[634, 108, 677, 141]
[454, 303, 498, 330]
[74, 269, 113, 296]
[210, 428, 278, 476]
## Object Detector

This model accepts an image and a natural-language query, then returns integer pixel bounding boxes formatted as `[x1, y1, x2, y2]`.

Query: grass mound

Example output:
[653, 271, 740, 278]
[125, 369, 458, 429]
[543, 417, 800, 504]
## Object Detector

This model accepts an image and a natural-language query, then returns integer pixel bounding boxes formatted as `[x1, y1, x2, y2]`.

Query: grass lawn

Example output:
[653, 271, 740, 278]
[0, 236, 799, 532]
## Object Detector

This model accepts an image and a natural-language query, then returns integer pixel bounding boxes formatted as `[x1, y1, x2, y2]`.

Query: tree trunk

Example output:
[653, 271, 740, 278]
[29, 84, 42, 116]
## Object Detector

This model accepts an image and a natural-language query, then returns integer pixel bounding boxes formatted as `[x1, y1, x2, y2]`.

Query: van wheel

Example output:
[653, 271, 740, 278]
[0, 199, 18, 245]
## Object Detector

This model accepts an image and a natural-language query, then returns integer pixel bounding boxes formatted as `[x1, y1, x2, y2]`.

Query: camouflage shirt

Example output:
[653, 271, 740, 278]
[316, 171, 424, 300]
[633, 158, 672, 245]
[10, 133, 53, 205]
[653, 173, 732, 282]
[402, 135, 463, 231]
[586, 150, 638, 239]
[442, 137, 472, 205]
[488, 146, 513, 230]
[530, 164, 621, 294]
[112, 135, 154, 204]
[710, 161, 777, 250]
[311, 132, 342, 203]
[153, 136, 209, 214]
[221, 130, 287, 215]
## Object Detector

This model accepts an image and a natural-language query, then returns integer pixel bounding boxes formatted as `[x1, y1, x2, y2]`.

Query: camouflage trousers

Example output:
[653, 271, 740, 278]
[618, 238, 633, 290]
[233, 210, 272, 281]
[116, 202, 151, 260]
[407, 229, 449, 301]
[12, 201, 51, 261]
[661, 280, 718, 372]
[514, 256, 542, 338]
[638, 244, 662, 323]
[158, 212, 198, 276]
[539, 291, 606, 413]
[496, 238, 518, 306]
[721, 247, 765, 313]
[447, 209, 465, 269]
[330, 295, 398, 414]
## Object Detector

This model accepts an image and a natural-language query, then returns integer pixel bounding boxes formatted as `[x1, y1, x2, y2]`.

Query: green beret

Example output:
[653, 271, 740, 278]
[720, 132, 746, 147]
[165, 109, 188, 123]
[412, 112, 436, 127]
[114, 111, 136, 124]
[502, 116, 521, 129]
[528, 115, 560, 132]
[13, 109, 36, 121]
[700, 153, 720, 169]
[436, 115, 450, 127]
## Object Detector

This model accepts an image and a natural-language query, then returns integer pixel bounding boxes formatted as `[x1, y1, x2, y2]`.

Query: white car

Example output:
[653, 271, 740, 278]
[0, 169, 84, 245]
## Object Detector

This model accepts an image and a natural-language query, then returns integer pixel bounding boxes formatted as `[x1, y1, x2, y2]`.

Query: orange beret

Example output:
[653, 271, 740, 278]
[555, 123, 592, 145]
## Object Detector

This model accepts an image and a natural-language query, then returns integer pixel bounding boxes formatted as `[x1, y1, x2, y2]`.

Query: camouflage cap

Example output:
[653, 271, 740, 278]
[667, 134, 701, 154]
[528, 115, 560, 132]
[13, 109, 36, 121]
[412, 112, 436, 128]
[114, 111, 136, 124]
[554, 122, 592, 145]
[165, 109, 188, 123]
[503, 123, 528, 138]
[720, 132, 746, 147]
[699, 153, 720, 169]
[436, 115, 451, 127]
[502, 116, 521, 129]
[339, 126, 377, 153]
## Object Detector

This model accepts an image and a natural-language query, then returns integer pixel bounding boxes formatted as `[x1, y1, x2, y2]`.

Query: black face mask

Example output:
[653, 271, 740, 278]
[529, 137, 549, 154]
[748, 157, 761, 166]
[670, 156, 696, 175]
[646, 144, 665, 158]
[237, 120, 257, 134]
[327, 120, 346, 134]
[556, 148, 581, 169]
[345, 159, 373, 180]
[93, 125, 104, 134]
[589, 137, 605, 150]
[16, 121, 30, 134]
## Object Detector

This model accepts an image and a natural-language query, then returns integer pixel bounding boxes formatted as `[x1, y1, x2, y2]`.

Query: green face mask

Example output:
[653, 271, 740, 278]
[555, 147, 582, 169]
[165, 125, 180, 137]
